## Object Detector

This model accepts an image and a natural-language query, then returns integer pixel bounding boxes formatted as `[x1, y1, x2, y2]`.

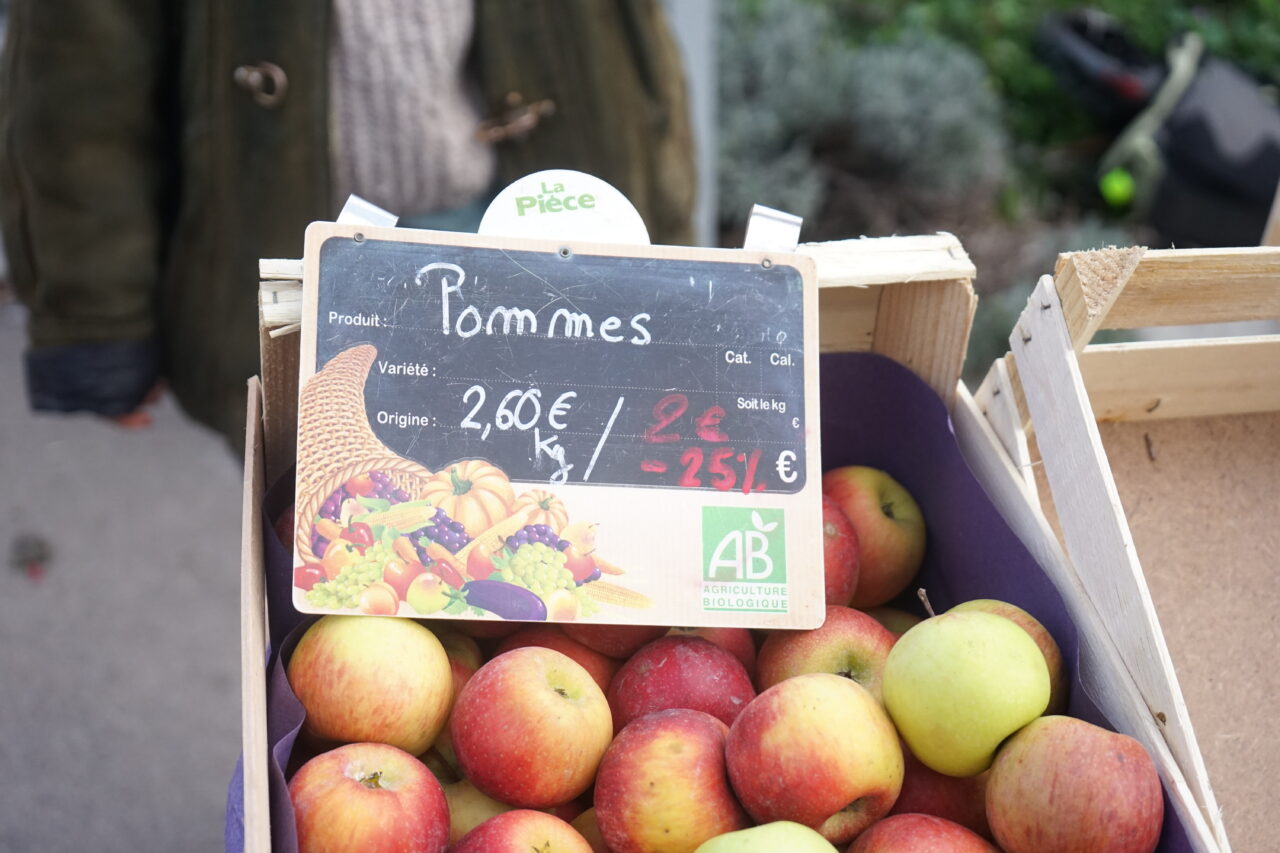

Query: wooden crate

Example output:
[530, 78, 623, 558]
[239, 233, 977, 851]
[964, 246, 1280, 853]
[242, 234, 1234, 852]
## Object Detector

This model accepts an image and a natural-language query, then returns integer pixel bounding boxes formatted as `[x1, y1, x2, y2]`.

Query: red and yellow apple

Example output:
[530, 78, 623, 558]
[726, 673, 903, 844]
[888, 742, 990, 838]
[595, 709, 750, 853]
[755, 605, 896, 703]
[288, 742, 449, 853]
[668, 626, 758, 680]
[451, 809, 594, 853]
[849, 813, 1000, 852]
[561, 623, 667, 659]
[449, 646, 612, 807]
[607, 635, 756, 729]
[822, 466, 926, 608]
[495, 624, 621, 694]
[821, 494, 860, 606]
[286, 615, 453, 754]
[986, 715, 1163, 853]
[570, 808, 608, 853]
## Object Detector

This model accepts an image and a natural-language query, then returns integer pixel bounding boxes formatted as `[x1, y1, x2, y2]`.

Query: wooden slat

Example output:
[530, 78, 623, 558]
[952, 386, 1224, 853]
[1081, 336, 1280, 422]
[869, 277, 975, 408]
[973, 357, 1038, 500]
[1009, 275, 1228, 849]
[801, 233, 976, 288]
[817, 284, 880, 354]
[1103, 247, 1280, 330]
[240, 378, 271, 853]
[1054, 247, 1145, 349]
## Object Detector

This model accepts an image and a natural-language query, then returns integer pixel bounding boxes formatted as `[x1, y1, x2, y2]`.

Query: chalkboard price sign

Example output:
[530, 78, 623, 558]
[294, 223, 823, 629]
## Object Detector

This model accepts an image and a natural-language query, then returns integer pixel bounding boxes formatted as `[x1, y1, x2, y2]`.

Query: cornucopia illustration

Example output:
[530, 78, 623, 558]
[293, 344, 649, 620]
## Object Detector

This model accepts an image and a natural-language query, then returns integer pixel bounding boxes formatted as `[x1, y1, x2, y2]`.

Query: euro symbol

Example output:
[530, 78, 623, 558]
[775, 450, 798, 484]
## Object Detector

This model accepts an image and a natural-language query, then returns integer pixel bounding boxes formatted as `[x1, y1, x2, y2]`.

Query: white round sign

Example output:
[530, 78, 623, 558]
[478, 169, 651, 246]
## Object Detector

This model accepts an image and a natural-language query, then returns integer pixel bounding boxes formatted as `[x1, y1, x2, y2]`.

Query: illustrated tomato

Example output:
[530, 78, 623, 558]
[293, 563, 327, 591]
[320, 540, 362, 580]
[564, 544, 598, 584]
[382, 558, 427, 601]
[345, 473, 376, 497]
[345, 521, 375, 548]
[466, 541, 498, 581]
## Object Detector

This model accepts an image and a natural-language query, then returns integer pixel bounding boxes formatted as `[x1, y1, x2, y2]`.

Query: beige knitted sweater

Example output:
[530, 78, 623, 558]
[328, 0, 496, 216]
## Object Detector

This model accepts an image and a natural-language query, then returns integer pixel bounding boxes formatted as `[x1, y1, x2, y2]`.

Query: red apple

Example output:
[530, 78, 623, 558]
[564, 544, 598, 584]
[607, 635, 756, 730]
[888, 743, 990, 838]
[452, 810, 593, 853]
[433, 628, 484, 674]
[755, 605, 896, 703]
[849, 813, 999, 852]
[286, 616, 453, 754]
[382, 557, 427, 601]
[450, 647, 612, 807]
[595, 709, 750, 853]
[667, 626, 758, 680]
[561, 623, 668, 659]
[986, 716, 1163, 853]
[821, 494, 860, 606]
[822, 466, 926, 608]
[948, 598, 1068, 714]
[726, 673, 903, 845]
[495, 624, 621, 694]
[288, 742, 449, 853]
[863, 606, 923, 638]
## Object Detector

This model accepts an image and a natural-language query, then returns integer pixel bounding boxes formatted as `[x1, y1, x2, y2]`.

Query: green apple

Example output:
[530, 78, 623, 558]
[694, 821, 840, 852]
[882, 611, 1050, 777]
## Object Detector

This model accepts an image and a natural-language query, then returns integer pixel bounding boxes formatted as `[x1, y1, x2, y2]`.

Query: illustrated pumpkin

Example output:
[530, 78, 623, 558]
[421, 460, 514, 535]
[512, 488, 569, 532]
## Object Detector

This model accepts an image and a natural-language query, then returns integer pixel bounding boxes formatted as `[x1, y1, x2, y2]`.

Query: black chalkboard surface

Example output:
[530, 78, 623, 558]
[314, 235, 808, 493]
[293, 223, 823, 628]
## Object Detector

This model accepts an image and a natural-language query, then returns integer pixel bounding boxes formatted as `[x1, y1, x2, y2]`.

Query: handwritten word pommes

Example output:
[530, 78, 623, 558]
[417, 262, 652, 346]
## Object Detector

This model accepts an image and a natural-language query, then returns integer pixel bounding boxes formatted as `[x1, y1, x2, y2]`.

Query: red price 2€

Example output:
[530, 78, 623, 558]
[640, 393, 765, 494]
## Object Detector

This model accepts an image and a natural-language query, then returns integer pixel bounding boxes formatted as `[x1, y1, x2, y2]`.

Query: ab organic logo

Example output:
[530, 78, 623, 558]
[702, 508, 788, 614]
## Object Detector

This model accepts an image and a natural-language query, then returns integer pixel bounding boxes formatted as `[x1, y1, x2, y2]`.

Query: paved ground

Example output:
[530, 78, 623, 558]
[0, 301, 243, 852]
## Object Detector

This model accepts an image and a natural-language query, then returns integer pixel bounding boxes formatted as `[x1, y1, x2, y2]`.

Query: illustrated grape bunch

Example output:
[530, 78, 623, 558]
[305, 540, 393, 610]
[409, 507, 473, 563]
[506, 523, 570, 553]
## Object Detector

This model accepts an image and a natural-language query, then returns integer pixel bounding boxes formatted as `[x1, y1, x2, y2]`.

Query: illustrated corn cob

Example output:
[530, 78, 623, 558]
[582, 580, 653, 609]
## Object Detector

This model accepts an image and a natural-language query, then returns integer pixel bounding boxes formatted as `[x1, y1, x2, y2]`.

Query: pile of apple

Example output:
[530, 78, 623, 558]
[280, 466, 1165, 853]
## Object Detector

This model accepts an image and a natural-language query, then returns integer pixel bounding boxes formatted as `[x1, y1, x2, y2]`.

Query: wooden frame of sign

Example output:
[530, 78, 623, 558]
[967, 245, 1280, 853]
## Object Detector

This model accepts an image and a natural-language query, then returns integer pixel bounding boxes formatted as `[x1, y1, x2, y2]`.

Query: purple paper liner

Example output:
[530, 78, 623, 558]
[228, 351, 1195, 853]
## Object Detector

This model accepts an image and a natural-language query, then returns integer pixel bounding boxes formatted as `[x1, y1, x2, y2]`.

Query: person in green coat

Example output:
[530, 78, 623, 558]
[0, 0, 696, 449]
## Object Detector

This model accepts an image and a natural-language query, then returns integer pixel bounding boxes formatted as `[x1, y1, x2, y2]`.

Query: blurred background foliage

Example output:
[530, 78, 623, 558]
[716, 0, 1279, 381]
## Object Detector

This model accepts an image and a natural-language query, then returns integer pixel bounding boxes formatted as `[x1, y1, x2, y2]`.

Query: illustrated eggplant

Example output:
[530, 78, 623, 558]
[461, 580, 547, 621]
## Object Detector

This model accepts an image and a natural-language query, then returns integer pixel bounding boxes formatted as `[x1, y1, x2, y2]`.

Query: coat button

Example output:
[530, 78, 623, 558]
[233, 62, 289, 108]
